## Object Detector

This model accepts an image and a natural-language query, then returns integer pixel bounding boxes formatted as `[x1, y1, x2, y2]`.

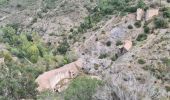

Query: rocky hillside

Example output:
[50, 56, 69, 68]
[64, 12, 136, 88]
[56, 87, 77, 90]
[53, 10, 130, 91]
[0, 0, 170, 100]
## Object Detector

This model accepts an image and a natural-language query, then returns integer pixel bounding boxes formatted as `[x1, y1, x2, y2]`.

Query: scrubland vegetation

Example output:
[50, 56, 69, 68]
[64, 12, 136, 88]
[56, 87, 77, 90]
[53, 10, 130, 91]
[0, 0, 170, 100]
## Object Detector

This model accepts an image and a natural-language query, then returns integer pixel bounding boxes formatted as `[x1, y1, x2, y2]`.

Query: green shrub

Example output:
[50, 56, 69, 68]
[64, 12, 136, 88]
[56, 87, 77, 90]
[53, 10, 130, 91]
[144, 26, 150, 33]
[10, 47, 21, 57]
[3, 51, 13, 63]
[154, 18, 169, 28]
[26, 44, 40, 63]
[128, 25, 133, 29]
[0, 63, 38, 100]
[106, 41, 111, 46]
[31, 17, 37, 24]
[165, 86, 170, 92]
[65, 51, 78, 63]
[64, 76, 102, 100]
[99, 53, 108, 59]
[134, 21, 142, 28]
[125, 6, 137, 13]
[6, 23, 20, 31]
[163, 7, 170, 18]
[116, 40, 123, 46]
[37, 91, 60, 100]
[43, 0, 58, 9]
[136, 34, 147, 41]
[55, 55, 65, 67]
[0, 0, 8, 5]
[111, 54, 118, 61]
[161, 58, 170, 67]
[2, 26, 16, 44]
[57, 40, 70, 55]
[137, 0, 146, 9]
[138, 59, 146, 64]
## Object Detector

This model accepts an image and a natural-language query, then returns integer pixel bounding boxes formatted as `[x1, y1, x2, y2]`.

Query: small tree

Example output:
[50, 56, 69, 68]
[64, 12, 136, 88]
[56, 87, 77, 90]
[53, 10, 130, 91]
[138, 59, 146, 64]
[154, 18, 169, 28]
[163, 7, 170, 18]
[2, 26, 16, 44]
[134, 21, 142, 28]
[26, 44, 40, 63]
[136, 34, 147, 41]
[0, 63, 38, 100]
[64, 76, 102, 100]
[57, 40, 70, 55]
[137, 0, 146, 9]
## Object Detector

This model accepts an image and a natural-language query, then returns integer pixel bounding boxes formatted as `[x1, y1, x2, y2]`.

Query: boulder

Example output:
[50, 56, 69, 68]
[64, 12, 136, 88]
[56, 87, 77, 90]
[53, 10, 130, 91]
[136, 8, 144, 21]
[145, 9, 159, 21]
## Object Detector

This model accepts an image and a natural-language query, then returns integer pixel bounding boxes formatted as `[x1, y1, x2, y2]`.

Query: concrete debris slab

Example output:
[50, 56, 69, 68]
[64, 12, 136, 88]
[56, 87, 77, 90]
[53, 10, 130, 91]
[136, 8, 144, 21]
[145, 9, 159, 21]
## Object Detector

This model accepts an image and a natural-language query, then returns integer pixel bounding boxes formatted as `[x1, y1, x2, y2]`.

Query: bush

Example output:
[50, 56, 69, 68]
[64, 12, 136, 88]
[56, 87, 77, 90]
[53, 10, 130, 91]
[134, 21, 142, 28]
[27, 44, 40, 63]
[6, 23, 20, 31]
[65, 51, 78, 63]
[128, 25, 133, 29]
[99, 53, 108, 59]
[0, 63, 39, 100]
[111, 54, 118, 61]
[116, 40, 123, 46]
[161, 58, 170, 67]
[125, 6, 137, 13]
[137, 0, 146, 9]
[144, 26, 150, 33]
[37, 91, 60, 100]
[64, 76, 102, 100]
[57, 40, 70, 55]
[136, 34, 147, 41]
[2, 26, 16, 44]
[0, 0, 8, 5]
[55, 55, 65, 67]
[163, 7, 170, 18]
[154, 18, 169, 28]
[3, 51, 13, 63]
[138, 59, 146, 64]
[106, 41, 111, 46]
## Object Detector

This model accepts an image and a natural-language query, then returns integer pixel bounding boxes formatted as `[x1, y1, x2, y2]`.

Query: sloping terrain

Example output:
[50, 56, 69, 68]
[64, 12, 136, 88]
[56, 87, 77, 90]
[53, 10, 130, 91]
[0, 0, 170, 100]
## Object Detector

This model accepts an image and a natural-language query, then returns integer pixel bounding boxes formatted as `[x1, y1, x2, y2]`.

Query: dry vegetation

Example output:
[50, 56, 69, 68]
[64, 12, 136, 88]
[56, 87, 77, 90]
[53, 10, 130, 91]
[0, 0, 170, 100]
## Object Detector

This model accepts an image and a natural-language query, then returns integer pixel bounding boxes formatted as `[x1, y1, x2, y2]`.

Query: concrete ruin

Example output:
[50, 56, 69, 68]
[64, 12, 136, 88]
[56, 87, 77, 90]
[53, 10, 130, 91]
[136, 8, 144, 21]
[118, 40, 132, 56]
[145, 9, 159, 21]
[35, 59, 84, 92]
[136, 8, 159, 21]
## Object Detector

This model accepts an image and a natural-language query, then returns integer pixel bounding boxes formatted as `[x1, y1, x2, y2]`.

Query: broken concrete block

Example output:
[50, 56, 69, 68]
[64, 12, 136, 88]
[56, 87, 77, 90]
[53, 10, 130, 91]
[136, 8, 144, 21]
[145, 9, 159, 21]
